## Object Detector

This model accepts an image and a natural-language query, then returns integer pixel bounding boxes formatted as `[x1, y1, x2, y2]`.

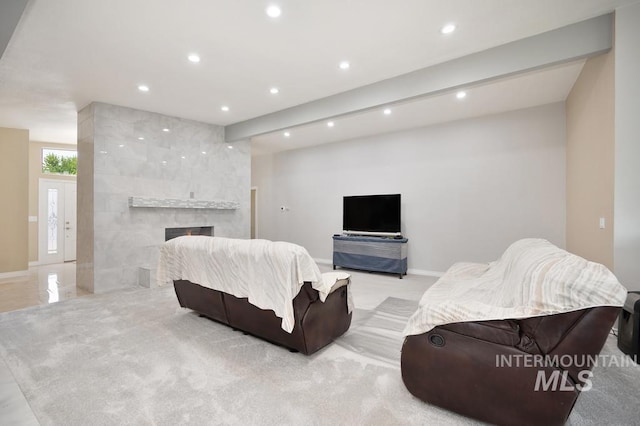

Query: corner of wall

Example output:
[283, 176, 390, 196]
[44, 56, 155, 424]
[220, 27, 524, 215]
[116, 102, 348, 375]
[0, 127, 29, 273]
[565, 51, 614, 269]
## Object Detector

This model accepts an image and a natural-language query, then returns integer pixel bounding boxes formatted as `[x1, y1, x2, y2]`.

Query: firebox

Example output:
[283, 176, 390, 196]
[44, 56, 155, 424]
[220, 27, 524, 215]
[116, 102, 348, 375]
[164, 226, 213, 241]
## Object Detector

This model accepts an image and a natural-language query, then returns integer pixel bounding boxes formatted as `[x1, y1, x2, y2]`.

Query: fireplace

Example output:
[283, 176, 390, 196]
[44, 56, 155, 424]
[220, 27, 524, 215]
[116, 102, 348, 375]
[165, 226, 213, 241]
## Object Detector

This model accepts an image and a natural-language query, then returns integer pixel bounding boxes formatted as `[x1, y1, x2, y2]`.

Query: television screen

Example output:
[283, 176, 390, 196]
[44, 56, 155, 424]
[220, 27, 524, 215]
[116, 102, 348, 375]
[343, 194, 401, 234]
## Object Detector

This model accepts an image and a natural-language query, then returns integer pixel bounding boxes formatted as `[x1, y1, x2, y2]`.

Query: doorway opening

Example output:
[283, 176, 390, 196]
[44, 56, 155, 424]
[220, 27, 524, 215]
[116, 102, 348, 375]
[251, 187, 258, 239]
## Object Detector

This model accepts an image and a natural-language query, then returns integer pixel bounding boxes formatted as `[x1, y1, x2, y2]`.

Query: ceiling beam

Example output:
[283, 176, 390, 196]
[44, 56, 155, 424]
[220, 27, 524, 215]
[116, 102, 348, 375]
[0, 0, 29, 59]
[225, 13, 612, 142]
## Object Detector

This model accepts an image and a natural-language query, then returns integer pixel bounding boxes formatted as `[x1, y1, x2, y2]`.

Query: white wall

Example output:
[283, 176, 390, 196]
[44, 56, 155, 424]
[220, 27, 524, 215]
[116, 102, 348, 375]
[614, 3, 640, 291]
[252, 103, 566, 274]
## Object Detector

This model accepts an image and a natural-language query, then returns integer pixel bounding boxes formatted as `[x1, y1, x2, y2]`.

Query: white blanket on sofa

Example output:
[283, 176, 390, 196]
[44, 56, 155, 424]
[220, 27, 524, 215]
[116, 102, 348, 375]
[157, 236, 350, 333]
[403, 238, 627, 337]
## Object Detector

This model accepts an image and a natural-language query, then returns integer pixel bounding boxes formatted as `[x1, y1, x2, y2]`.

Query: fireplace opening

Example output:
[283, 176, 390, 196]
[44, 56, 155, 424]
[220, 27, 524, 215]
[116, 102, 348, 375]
[165, 226, 213, 241]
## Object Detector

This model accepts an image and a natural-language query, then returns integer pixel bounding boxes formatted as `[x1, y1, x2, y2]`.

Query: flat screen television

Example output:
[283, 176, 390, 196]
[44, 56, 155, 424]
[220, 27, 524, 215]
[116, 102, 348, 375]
[343, 194, 401, 235]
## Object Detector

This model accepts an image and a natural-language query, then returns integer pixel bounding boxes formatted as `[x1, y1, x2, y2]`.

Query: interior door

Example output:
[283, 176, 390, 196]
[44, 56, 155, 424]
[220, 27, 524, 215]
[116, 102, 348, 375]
[64, 181, 77, 261]
[38, 179, 77, 264]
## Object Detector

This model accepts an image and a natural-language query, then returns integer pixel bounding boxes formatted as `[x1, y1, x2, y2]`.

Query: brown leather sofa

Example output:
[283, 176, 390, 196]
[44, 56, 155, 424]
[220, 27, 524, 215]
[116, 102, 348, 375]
[173, 278, 351, 355]
[401, 306, 620, 425]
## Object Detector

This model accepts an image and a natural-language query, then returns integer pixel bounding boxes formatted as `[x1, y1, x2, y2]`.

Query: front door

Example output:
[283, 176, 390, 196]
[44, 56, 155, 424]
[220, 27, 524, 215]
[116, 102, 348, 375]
[38, 179, 77, 264]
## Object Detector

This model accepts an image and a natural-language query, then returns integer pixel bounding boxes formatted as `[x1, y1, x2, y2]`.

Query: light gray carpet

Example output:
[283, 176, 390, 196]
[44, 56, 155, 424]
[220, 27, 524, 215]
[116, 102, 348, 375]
[568, 332, 640, 426]
[0, 286, 638, 425]
[0, 286, 471, 425]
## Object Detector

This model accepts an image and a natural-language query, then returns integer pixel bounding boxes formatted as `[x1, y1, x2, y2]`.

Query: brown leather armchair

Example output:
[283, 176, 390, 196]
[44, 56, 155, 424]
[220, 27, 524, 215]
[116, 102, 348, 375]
[401, 306, 620, 426]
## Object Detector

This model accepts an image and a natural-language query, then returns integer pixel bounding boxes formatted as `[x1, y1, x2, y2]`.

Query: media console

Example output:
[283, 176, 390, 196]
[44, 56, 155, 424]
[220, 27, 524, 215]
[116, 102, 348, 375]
[332, 234, 408, 279]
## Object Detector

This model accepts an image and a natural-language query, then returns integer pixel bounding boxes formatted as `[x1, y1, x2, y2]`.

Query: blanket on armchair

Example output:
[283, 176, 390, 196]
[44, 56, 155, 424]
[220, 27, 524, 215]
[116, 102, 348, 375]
[403, 238, 627, 336]
[158, 236, 349, 333]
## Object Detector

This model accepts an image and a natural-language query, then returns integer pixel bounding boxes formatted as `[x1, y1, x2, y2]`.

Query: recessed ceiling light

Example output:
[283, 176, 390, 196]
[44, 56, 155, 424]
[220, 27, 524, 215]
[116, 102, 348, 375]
[138, 85, 149, 92]
[441, 23, 456, 35]
[339, 61, 350, 70]
[383, 108, 392, 115]
[161, 160, 167, 165]
[188, 54, 200, 63]
[221, 106, 229, 112]
[181, 156, 186, 159]
[284, 131, 290, 137]
[266, 5, 281, 18]
[138, 136, 144, 140]
[162, 128, 170, 132]
[456, 91, 467, 99]
[270, 87, 279, 94]
[228, 145, 233, 149]
[327, 121, 335, 127]
[201, 151, 207, 155]
[118, 144, 124, 148]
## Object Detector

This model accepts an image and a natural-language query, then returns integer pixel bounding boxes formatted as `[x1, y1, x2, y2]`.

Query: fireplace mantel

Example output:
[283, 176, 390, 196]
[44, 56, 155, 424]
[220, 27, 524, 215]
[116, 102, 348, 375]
[128, 196, 239, 210]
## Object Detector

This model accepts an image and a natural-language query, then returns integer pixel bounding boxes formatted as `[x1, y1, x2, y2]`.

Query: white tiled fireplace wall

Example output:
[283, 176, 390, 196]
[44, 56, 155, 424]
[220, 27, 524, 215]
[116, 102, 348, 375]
[77, 102, 250, 293]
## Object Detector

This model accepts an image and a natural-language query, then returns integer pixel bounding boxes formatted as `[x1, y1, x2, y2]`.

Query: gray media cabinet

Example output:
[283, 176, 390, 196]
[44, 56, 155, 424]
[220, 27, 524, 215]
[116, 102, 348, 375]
[332, 234, 408, 278]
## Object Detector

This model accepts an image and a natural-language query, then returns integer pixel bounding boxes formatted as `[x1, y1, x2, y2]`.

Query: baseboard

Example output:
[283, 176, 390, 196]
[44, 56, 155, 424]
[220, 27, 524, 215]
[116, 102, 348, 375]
[407, 268, 444, 278]
[314, 258, 333, 266]
[0, 270, 29, 280]
[28, 261, 41, 267]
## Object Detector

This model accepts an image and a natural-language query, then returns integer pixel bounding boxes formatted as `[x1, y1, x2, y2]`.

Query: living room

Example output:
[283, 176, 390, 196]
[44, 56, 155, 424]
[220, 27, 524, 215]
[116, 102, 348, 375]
[1, 1, 640, 424]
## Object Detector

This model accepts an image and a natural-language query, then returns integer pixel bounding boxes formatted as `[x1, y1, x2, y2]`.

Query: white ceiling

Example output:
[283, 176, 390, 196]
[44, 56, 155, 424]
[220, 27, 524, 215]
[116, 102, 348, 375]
[0, 0, 635, 150]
